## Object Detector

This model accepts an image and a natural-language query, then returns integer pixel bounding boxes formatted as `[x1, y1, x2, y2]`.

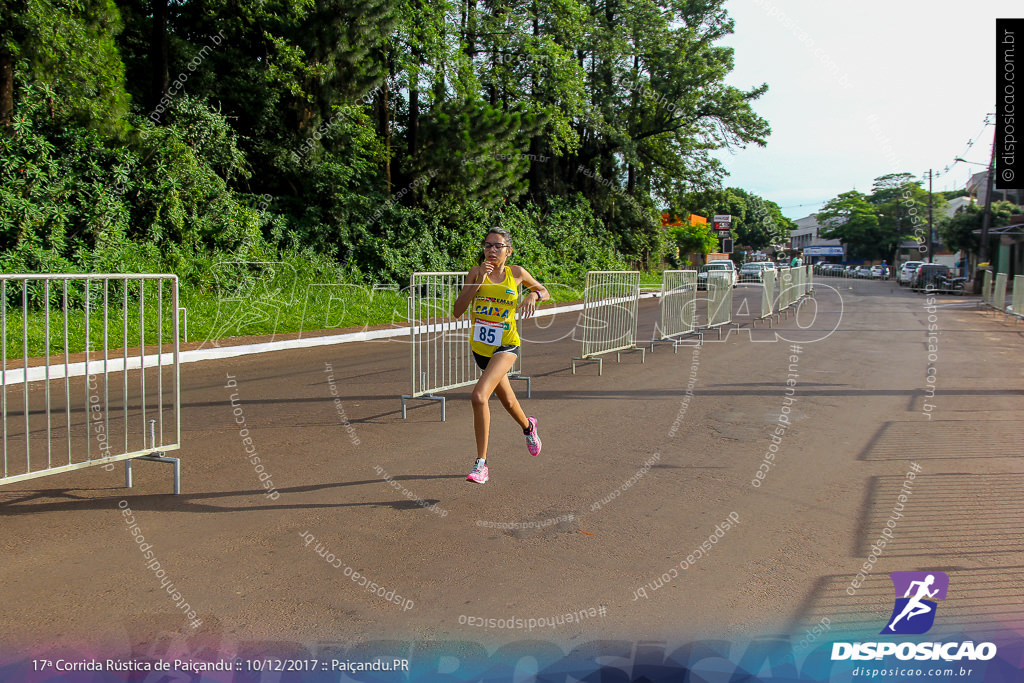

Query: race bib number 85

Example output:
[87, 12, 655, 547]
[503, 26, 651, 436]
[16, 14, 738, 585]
[474, 319, 504, 347]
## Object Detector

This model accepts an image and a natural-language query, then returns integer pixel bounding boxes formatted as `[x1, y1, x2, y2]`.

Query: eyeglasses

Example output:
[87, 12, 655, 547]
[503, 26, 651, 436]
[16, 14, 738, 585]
[482, 242, 509, 251]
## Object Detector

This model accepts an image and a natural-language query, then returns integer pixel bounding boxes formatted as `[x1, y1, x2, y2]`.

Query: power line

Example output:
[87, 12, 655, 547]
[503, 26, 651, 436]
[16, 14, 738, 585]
[935, 115, 993, 180]
[779, 201, 829, 209]
[782, 114, 995, 211]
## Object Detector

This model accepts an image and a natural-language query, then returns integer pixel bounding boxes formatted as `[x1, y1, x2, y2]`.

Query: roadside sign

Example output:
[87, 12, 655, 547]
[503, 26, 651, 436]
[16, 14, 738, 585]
[803, 245, 845, 256]
[713, 214, 732, 223]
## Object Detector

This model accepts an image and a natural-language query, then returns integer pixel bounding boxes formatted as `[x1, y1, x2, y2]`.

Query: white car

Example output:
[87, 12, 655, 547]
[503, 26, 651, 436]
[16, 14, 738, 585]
[697, 260, 738, 289]
[898, 261, 923, 286]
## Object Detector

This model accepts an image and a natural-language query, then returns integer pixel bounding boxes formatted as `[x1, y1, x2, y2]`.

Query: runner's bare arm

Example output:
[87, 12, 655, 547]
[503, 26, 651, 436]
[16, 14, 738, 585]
[513, 266, 549, 318]
[514, 266, 549, 301]
[453, 265, 487, 318]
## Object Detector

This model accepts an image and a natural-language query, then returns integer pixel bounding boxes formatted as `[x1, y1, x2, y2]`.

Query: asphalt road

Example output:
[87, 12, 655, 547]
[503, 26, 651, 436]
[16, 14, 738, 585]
[2, 277, 1023, 661]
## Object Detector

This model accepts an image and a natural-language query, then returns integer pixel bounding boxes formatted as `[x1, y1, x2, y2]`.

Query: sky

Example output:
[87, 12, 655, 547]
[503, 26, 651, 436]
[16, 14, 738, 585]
[715, 0, 1018, 220]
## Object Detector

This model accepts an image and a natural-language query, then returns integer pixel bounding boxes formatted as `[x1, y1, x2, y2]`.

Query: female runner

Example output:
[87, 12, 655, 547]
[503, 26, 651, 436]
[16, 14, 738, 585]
[451, 227, 549, 483]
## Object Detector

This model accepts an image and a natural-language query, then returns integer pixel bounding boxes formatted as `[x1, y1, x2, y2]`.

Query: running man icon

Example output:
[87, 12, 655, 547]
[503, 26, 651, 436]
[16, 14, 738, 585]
[881, 571, 949, 635]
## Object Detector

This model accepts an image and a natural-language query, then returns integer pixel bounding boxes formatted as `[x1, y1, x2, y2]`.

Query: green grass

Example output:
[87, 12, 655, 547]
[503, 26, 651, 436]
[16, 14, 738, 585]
[1, 278, 178, 361]
[638, 270, 665, 287]
[2, 272, 597, 360]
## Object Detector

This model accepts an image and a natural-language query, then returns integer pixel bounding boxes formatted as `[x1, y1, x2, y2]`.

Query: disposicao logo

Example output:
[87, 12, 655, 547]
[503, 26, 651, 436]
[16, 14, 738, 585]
[882, 571, 948, 635]
[831, 571, 997, 663]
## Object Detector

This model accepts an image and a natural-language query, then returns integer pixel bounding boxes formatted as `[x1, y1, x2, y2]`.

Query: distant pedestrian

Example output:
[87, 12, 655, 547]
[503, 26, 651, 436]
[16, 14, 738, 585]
[451, 228, 549, 484]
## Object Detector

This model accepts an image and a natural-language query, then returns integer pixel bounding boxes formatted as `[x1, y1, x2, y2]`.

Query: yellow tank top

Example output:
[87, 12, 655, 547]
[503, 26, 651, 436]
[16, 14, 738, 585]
[469, 266, 520, 356]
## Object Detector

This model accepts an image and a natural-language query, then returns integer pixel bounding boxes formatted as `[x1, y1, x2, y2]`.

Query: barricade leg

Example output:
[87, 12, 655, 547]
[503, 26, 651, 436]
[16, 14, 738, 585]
[615, 348, 646, 364]
[508, 375, 531, 398]
[571, 357, 603, 376]
[401, 394, 447, 421]
[125, 419, 181, 494]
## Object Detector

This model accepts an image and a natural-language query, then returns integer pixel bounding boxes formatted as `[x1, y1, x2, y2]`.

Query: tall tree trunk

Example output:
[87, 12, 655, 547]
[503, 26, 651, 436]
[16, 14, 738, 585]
[465, 0, 477, 59]
[527, 2, 540, 197]
[627, 49, 638, 195]
[531, 2, 539, 96]
[378, 82, 391, 191]
[408, 0, 424, 159]
[408, 77, 419, 158]
[0, 48, 13, 131]
[0, 7, 14, 132]
[148, 0, 170, 113]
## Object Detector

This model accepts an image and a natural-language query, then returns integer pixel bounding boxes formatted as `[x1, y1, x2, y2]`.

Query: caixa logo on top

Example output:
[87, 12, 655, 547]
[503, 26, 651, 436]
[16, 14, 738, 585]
[831, 572, 997, 662]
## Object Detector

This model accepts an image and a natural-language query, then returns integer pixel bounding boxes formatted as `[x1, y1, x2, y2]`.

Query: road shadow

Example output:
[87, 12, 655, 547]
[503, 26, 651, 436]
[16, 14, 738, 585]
[0, 473, 464, 515]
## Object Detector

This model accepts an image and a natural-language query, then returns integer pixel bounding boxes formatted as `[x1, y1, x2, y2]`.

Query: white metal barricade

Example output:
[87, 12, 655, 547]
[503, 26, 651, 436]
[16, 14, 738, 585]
[653, 270, 699, 350]
[982, 270, 994, 307]
[703, 273, 733, 338]
[572, 271, 644, 375]
[400, 272, 528, 421]
[993, 272, 1009, 312]
[777, 267, 794, 313]
[788, 266, 803, 306]
[1012, 276, 1024, 320]
[757, 269, 776, 326]
[1, 274, 181, 493]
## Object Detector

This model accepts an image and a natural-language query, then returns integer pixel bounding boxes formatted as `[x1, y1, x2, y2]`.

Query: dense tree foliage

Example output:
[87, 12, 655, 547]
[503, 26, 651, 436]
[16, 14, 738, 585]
[939, 200, 1022, 256]
[2, 0, 776, 285]
[817, 190, 884, 259]
[665, 221, 718, 267]
[818, 175, 948, 262]
[676, 186, 793, 252]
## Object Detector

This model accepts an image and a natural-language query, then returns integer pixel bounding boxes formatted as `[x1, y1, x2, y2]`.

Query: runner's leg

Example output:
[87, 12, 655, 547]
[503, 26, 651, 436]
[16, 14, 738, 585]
[471, 352, 519, 460]
[494, 373, 530, 430]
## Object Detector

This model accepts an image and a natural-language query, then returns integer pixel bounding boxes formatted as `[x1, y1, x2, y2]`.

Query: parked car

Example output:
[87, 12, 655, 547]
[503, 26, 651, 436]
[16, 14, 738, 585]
[912, 264, 951, 291]
[869, 265, 885, 279]
[898, 261, 923, 286]
[741, 264, 765, 282]
[697, 261, 737, 289]
[856, 266, 872, 278]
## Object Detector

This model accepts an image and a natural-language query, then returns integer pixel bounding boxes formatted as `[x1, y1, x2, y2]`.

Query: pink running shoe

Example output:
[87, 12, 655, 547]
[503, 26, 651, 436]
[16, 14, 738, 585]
[467, 458, 489, 483]
[524, 417, 541, 456]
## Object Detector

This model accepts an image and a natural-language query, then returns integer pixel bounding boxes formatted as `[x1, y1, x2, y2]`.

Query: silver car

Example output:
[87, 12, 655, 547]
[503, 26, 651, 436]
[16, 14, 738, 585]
[739, 263, 765, 282]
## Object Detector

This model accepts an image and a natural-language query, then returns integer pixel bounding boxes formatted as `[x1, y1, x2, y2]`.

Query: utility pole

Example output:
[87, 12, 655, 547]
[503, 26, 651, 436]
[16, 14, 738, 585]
[926, 169, 933, 263]
[980, 129, 996, 266]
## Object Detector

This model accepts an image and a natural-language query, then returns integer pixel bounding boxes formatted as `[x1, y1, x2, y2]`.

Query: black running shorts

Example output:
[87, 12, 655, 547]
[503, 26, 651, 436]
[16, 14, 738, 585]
[473, 345, 520, 370]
